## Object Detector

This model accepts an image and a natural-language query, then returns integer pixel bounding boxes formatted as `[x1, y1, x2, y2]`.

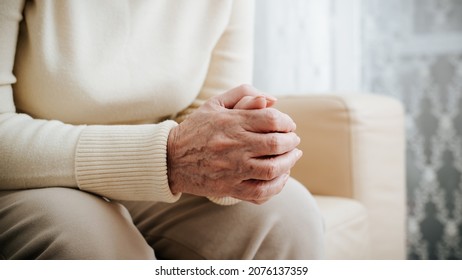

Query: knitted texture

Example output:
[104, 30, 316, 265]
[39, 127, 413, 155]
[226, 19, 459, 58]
[75, 121, 180, 202]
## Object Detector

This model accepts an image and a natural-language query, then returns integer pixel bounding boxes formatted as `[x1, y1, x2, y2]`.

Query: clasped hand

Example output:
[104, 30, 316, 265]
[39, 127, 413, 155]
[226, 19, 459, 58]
[167, 85, 302, 204]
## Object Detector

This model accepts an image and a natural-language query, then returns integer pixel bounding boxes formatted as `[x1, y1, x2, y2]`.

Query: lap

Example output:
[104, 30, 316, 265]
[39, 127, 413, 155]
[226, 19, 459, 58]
[0, 178, 324, 259]
[0, 187, 154, 259]
[122, 177, 324, 260]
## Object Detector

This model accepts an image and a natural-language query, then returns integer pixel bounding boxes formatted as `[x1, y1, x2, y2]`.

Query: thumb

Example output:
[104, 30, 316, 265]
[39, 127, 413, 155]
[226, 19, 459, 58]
[211, 84, 276, 109]
[234, 95, 277, 109]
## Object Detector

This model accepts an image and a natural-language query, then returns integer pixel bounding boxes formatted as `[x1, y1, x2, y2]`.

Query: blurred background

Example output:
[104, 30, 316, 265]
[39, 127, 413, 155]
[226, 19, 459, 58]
[253, 0, 462, 259]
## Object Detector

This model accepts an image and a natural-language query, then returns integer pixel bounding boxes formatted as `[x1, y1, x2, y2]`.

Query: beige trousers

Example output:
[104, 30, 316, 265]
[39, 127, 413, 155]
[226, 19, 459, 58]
[0, 178, 324, 260]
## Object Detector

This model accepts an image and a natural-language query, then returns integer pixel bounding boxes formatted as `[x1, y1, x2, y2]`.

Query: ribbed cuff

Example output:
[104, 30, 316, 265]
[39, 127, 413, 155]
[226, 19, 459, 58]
[207, 196, 241, 206]
[75, 120, 180, 202]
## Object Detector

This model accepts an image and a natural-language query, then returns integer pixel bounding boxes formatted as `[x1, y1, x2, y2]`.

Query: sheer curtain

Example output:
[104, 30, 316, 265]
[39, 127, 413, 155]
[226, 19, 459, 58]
[253, 0, 362, 94]
[254, 0, 462, 259]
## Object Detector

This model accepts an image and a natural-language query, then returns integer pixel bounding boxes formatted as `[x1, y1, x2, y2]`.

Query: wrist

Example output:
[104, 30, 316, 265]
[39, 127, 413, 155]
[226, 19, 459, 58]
[167, 125, 182, 194]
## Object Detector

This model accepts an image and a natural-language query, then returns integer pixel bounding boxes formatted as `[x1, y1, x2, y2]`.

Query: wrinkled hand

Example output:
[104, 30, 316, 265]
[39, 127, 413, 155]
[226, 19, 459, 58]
[167, 85, 302, 204]
[207, 94, 278, 205]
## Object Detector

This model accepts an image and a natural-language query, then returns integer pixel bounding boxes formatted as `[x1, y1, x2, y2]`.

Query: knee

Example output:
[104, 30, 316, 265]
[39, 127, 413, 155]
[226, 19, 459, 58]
[0, 188, 154, 259]
[242, 178, 325, 259]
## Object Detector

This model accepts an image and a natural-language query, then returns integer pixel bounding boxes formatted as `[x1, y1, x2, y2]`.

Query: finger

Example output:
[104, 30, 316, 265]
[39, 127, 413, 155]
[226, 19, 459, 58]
[210, 84, 277, 109]
[246, 149, 302, 181]
[265, 97, 277, 108]
[249, 171, 291, 204]
[234, 95, 278, 110]
[250, 172, 290, 205]
[234, 96, 267, 109]
[245, 132, 300, 157]
[240, 108, 297, 133]
[235, 173, 290, 202]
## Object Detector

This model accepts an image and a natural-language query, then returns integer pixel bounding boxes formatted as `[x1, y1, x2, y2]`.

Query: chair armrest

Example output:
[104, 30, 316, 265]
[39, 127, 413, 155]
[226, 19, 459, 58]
[275, 93, 406, 259]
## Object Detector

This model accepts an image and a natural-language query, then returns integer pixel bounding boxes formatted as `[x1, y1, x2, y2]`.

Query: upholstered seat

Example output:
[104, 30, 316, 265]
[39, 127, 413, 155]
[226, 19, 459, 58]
[276, 94, 406, 259]
[315, 196, 369, 259]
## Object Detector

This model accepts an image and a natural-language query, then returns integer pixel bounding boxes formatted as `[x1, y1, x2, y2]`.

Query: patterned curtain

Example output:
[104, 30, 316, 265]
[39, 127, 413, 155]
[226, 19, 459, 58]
[362, 0, 462, 259]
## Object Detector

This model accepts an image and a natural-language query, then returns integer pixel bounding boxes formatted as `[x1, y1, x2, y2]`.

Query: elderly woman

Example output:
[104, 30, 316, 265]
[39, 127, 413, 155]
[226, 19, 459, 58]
[0, 0, 324, 259]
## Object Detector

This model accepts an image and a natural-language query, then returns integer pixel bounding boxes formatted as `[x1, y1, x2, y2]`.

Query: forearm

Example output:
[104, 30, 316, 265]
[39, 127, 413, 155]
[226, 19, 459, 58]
[0, 112, 83, 189]
[0, 108, 181, 202]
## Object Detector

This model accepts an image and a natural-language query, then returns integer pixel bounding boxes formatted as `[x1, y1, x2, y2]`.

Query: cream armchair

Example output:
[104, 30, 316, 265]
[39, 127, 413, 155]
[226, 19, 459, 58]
[275, 94, 407, 260]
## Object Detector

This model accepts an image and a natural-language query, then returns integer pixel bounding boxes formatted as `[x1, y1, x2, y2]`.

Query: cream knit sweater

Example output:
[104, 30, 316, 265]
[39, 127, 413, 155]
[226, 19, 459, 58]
[0, 0, 254, 202]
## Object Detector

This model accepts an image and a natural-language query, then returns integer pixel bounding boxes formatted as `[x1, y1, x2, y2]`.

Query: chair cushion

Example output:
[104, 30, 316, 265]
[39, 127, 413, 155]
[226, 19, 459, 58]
[314, 195, 370, 259]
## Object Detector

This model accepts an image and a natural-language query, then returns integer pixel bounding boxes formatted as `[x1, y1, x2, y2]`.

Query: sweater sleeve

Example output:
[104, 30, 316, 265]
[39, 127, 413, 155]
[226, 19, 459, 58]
[0, 0, 180, 202]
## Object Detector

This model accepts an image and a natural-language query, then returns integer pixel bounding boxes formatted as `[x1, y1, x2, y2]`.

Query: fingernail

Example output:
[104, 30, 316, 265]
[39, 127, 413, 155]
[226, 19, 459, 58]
[265, 96, 277, 102]
[254, 96, 266, 101]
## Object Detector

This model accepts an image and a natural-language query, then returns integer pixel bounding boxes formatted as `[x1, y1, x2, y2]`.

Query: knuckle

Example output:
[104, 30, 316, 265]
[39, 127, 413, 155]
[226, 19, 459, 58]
[238, 84, 254, 95]
[209, 139, 228, 152]
[252, 186, 267, 201]
[264, 108, 278, 121]
[266, 134, 280, 153]
[274, 181, 285, 195]
[263, 161, 278, 180]
[264, 109, 279, 129]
